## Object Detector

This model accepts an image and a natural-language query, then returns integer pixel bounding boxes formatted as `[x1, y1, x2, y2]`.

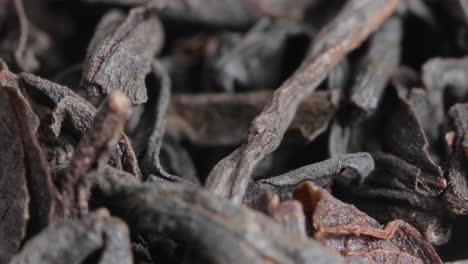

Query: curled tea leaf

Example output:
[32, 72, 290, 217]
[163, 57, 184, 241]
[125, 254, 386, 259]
[82, 7, 164, 105]
[250, 153, 374, 200]
[167, 90, 337, 146]
[293, 182, 442, 264]
[91, 171, 354, 264]
[205, 0, 399, 203]
[9, 209, 131, 264]
[350, 17, 402, 117]
[61, 92, 130, 218]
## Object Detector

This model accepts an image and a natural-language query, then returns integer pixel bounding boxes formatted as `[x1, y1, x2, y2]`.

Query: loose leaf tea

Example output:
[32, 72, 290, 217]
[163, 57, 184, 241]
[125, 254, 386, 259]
[91, 170, 353, 264]
[0, 77, 28, 263]
[349, 17, 402, 117]
[82, 0, 314, 28]
[383, 85, 446, 196]
[82, 7, 164, 105]
[2, 78, 59, 232]
[61, 91, 131, 218]
[9, 209, 132, 264]
[166, 90, 337, 146]
[204, 18, 313, 92]
[205, 0, 399, 204]
[247, 152, 374, 200]
[293, 182, 442, 264]
[4, 0, 468, 263]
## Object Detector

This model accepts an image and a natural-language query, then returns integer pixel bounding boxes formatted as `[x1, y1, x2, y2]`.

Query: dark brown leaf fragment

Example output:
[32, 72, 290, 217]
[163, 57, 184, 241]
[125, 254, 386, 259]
[444, 103, 468, 215]
[2, 78, 60, 232]
[91, 172, 355, 264]
[20, 73, 141, 179]
[422, 56, 468, 126]
[82, 7, 164, 105]
[205, 0, 399, 203]
[61, 91, 130, 218]
[82, 0, 314, 27]
[249, 153, 374, 200]
[9, 209, 131, 264]
[205, 18, 313, 92]
[98, 217, 132, 264]
[369, 153, 441, 196]
[167, 90, 337, 146]
[350, 16, 402, 117]
[140, 63, 197, 184]
[348, 184, 452, 245]
[0, 77, 28, 264]
[384, 85, 445, 196]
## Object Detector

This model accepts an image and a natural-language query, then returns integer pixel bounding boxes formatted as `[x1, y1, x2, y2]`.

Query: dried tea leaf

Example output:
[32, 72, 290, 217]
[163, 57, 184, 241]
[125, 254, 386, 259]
[408, 88, 438, 142]
[422, 56, 468, 125]
[3, 85, 61, 230]
[0, 78, 28, 263]
[8, 209, 129, 264]
[348, 186, 452, 245]
[167, 90, 337, 146]
[61, 92, 130, 218]
[10, 210, 106, 264]
[20, 72, 95, 137]
[246, 191, 307, 238]
[249, 153, 374, 200]
[82, 7, 164, 105]
[139, 63, 198, 184]
[98, 217, 132, 264]
[205, 0, 398, 203]
[368, 153, 442, 196]
[444, 104, 468, 215]
[293, 182, 442, 263]
[205, 18, 312, 92]
[270, 200, 307, 238]
[384, 85, 445, 196]
[82, 0, 315, 27]
[159, 136, 198, 183]
[327, 57, 350, 100]
[91, 172, 355, 264]
[350, 17, 402, 117]
[20, 73, 141, 178]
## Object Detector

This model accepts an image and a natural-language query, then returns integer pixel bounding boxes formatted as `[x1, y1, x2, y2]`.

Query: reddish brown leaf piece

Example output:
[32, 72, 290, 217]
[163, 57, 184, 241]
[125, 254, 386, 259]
[293, 182, 442, 264]
[246, 191, 307, 238]
[348, 185, 452, 245]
